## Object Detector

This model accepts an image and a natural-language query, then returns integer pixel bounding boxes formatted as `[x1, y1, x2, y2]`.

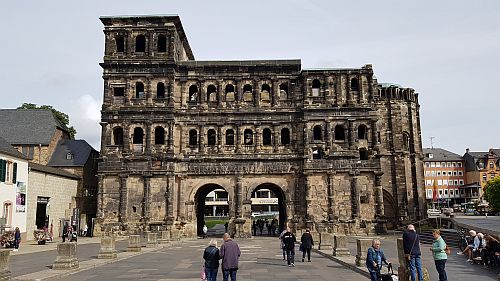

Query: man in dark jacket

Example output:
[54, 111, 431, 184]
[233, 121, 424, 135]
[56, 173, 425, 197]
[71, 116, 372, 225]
[300, 228, 314, 262]
[403, 224, 423, 281]
[282, 227, 296, 267]
[220, 233, 240, 281]
[203, 239, 220, 281]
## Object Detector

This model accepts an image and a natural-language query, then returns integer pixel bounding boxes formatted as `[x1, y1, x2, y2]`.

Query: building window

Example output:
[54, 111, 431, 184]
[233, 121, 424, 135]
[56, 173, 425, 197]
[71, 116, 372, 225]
[113, 127, 124, 145]
[2, 202, 12, 226]
[279, 83, 288, 99]
[334, 125, 345, 141]
[113, 87, 125, 97]
[135, 35, 146, 52]
[207, 129, 216, 146]
[261, 84, 271, 101]
[438, 180, 442, 186]
[490, 162, 494, 169]
[448, 171, 452, 176]
[482, 174, 487, 181]
[157, 34, 167, 52]
[441, 162, 446, 167]
[135, 82, 145, 98]
[155, 127, 165, 145]
[225, 129, 234, 145]
[244, 129, 253, 145]
[447, 162, 452, 167]
[425, 171, 430, 176]
[350, 78, 359, 91]
[458, 171, 463, 176]
[21, 145, 34, 160]
[225, 84, 235, 102]
[452, 162, 457, 167]
[359, 148, 368, 160]
[281, 128, 290, 145]
[437, 171, 441, 176]
[243, 84, 253, 102]
[458, 162, 462, 167]
[116, 36, 125, 53]
[133, 127, 144, 144]
[262, 128, 272, 146]
[459, 180, 464, 185]
[436, 162, 441, 168]
[66, 152, 73, 160]
[157, 82, 165, 99]
[491, 174, 495, 179]
[312, 148, 323, 159]
[207, 85, 217, 102]
[430, 162, 435, 167]
[403, 132, 410, 151]
[189, 130, 198, 146]
[189, 85, 199, 102]
[311, 79, 321, 96]
[358, 124, 367, 140]
[425, 162, 430, 168]
[431, 171, 436, 176]
[443, 180, 448, 186]
[313, 125, 322, 141]
[454, 180, 458, 185]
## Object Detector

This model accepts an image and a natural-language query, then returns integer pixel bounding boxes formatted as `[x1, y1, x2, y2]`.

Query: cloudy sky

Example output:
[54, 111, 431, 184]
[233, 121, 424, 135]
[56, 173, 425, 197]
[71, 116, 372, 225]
[1, 0, 498, 155]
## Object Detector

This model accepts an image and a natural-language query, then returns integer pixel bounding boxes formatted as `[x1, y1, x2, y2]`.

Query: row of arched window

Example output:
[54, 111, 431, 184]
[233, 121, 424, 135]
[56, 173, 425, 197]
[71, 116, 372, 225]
[310, 78, 359, 96]
[311, 124, 368, 141]
[114, 34, 167, 54]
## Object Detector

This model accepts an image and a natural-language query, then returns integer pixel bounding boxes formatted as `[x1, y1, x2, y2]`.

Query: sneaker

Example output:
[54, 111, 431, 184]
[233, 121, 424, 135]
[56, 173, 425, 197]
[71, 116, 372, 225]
[457, 252, 464, 255]
[288, 264, 292, 267]
[302, 258, 304, 262]
[466, 259, 473, 262]
[291, 263, 295, 267]
[308, 260, 311, 262]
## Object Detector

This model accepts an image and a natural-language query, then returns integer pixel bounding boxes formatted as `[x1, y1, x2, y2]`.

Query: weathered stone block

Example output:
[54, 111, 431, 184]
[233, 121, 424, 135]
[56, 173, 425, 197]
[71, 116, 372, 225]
[98, 236, 117, 259]
[52, 243, 79, 270]
[0, 250, 11, 280]
[147, 232, 158, 247]
[319, 232, 333, 250]
[158, 230, 170, 244]
[355, 239, 372, 266]
[333, 235, 351, 257]
[310, 231, 320, 249]
[127, 235, 141, 252]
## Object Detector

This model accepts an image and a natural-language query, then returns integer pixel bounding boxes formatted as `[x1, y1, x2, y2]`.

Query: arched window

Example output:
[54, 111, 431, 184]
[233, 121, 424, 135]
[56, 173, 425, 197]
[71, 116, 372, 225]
[350, 78, 359, 91]
[225, 129, 235, 145]
[225, 84, 235, 102]
[263, 128, 272, 146]
[261, 84, 271, 101]
[244, 129, 253, 145]
[135, 82, 144, 98]
[279, 83, 288, 99]
[207, 85, 217, 102]
[189, 130, 198, 146]
[281, 128, 290, 145]
[359, 148, 368, 160]
[207, 129, 217, 146]
[113, 127, 123, 145]
[335, 125, 345, 141]
[313, 125, 322, 141]
[155, 127, 165, 145]
[312, 79, 321, 96]
[403, 132, 410, 151]
[133, 127, 144, 144]
[189, 85, 198, 102]
[243, 84, 253, 102]
[358, 124, 367, 140]
[157, 82, 165, 99]
[135, 35, 146, 52]
[157, 35, 167, 53]
[312, 148, 323, 160]
[116, 36, 125, 53]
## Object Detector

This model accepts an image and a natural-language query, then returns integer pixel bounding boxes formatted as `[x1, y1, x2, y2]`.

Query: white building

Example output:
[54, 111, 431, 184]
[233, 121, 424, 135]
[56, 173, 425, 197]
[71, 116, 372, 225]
[0, 137, 29, 239]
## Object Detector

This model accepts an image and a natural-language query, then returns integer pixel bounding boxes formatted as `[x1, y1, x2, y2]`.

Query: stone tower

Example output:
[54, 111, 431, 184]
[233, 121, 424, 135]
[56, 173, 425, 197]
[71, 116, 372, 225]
[96, 15, 425, 237]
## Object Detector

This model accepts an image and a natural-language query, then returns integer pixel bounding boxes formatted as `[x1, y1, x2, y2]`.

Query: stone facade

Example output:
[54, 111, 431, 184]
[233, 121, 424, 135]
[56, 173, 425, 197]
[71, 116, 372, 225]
[96, 15, 425, 237]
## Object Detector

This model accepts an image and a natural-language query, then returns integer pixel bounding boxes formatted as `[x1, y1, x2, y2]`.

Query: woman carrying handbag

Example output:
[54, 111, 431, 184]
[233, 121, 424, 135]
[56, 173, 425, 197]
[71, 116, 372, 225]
[203, 239, 220, 281]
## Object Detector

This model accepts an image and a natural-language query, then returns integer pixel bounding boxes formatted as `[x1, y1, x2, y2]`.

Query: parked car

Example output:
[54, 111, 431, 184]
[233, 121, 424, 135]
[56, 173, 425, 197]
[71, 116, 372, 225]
[427, 208, 441, 218]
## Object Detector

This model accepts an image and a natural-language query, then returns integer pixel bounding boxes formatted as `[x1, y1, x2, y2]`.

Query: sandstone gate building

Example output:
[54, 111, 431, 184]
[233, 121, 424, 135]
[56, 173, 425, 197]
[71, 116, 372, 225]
[97, 15, 425, 238]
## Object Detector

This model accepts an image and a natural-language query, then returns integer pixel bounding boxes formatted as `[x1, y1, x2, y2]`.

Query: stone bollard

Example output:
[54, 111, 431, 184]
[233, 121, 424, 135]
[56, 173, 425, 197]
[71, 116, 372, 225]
[311, 231, 320, 249]
[355, 239, 372, 266]
[98, 236, 117, 259]
[397, 238, 430, 281]
[296, 229, 303, 239]
[52, 242, 79, 270]
[158, 230, 170, 244]
[0, 249, 12, 280]
[147, 232, 158, 248]
[127, 235, 141, 252]
[319, 232, 333, 250]
[333, 235, 351, 257]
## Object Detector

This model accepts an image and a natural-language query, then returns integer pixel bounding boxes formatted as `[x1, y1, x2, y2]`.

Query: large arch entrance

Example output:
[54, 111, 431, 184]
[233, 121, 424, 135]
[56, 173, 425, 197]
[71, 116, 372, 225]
[383, 189, 398, 230]
[195, 184, 229, 237]
[250, 183, 287, 236]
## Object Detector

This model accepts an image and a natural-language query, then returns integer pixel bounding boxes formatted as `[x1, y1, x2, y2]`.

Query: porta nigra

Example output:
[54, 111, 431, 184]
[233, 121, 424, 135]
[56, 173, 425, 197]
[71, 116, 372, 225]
[96, 15, 425, 238]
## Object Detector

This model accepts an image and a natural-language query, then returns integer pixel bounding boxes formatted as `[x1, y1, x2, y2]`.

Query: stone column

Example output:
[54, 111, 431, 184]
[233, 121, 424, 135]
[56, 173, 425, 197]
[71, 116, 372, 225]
[348, 119, 355, 149]
[272, 79, 279, 107]
[100, 122, 108, 153]
[371, 119, 379, 149]
[255, 126, 261, 153]
[123, 126, 130, 153]
[333, 235, 351, 257]
[147, 232, 158, 247]
[235, 175, 242, 218]
[166, 176, 175, 223]
[355, 239, 372, 266]
[52, 243, 79, 270]
[0, 250, 11, 280]
[145, 121, 152, 154]
[217, 126, 222, 153]
[350, 175, 360, 219]
[325, 121, 331, 151]
[375, 172, 385, 218]
[198, 125, 205, 154]
[180, 81, 186, 108]
[98, 236, 117, 259]
[167, 121, 174, 152]
[118, 175, 128, 224]
[273, 124, 279, 153]
[236, 124, 241, 153]
[127, 235, 141, 252]
[143, 175, 152, 223]
[327, 172, 336, 221]
[253, 80, 260, 107]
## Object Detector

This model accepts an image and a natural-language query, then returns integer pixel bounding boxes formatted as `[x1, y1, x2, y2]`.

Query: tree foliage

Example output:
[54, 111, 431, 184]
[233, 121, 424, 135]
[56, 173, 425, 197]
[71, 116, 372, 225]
[17, 103, 77, 139]
[484, 176, 500, 212]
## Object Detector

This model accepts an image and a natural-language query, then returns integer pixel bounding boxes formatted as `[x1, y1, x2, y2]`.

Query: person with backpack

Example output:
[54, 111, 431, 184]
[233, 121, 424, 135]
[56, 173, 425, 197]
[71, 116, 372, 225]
[203, 239, 220, 281]
[430, 229, 448, 281]
[403, 224, 423, 281]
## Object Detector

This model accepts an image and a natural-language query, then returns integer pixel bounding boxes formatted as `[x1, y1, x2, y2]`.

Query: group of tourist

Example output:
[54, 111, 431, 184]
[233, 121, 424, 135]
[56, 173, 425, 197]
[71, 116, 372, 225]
[252, 218, 278, 236]
[202, 233, 241, 281]
[457, 229, 500, 268]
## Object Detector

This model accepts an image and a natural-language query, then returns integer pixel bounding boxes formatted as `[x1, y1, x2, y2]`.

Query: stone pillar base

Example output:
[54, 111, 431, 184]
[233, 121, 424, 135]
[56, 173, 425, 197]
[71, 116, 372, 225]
[52, 243, 79, 270]
[333, 235, 351, 257]
[127, 235, 141, 252]
[355, 239, 372, 266]
[147, 232, 158, 248]
[98, 236, 117, 259]
[0, 250, 11, 280]
[319, 232, 333, 250]
[158, 230, 171, 244]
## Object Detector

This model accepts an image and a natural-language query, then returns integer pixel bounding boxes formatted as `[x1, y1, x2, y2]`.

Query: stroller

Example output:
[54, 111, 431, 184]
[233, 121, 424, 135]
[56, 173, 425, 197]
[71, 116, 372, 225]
[377, 263, 398, 281]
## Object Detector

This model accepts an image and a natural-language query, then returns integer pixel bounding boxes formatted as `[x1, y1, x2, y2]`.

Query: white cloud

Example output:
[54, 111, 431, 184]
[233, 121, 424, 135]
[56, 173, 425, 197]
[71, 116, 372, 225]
[69, 94, 101, 151]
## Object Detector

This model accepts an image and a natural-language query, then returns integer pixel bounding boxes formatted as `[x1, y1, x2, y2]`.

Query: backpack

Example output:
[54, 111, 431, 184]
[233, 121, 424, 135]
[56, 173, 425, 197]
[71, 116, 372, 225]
[444, 244, 451, 255]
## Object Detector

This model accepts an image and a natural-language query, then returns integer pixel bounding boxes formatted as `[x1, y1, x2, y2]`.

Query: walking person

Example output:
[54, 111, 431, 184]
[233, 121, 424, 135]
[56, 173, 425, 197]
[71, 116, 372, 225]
[13, 227, 21, 252]
[282, 227, 296, 267]
[62, 222, 68, 242]
[300, 228, 313, 262]
[82, 224, 88, 237]
[430, 229, 448, 281]
[203, 239, 220, 281]
[220, 233, 240, 281]
[366, 239, 390, 281]
[403, 224, 423, 281]
[279, 228, 287, 260]
[203, 224, 208, 239]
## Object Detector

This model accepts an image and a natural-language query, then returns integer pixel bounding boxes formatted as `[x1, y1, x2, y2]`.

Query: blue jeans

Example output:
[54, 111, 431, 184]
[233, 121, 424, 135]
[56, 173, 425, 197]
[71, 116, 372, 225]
[434, 259, 447, 281]
[286, 248, 295, 265]
[222, 269, 237, 281]
[409, 255, 423, 281]
[205, 268, 217, 281]
[369, 271, 378, 281]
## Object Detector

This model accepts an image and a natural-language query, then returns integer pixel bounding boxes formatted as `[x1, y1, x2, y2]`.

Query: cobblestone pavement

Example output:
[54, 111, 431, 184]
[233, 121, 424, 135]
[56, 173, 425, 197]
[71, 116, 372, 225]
[67, 237, 367, 281]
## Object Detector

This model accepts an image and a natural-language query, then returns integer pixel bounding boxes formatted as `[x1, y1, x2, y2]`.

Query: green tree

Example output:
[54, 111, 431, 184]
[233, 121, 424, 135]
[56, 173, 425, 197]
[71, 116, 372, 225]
[484, 176, 500, 212]
[17, 103, 77, 139]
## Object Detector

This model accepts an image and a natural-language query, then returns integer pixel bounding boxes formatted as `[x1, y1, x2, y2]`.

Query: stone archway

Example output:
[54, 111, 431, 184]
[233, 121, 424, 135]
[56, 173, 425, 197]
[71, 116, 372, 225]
[194, 183, 228, 236]
[383, 189, 398, 229]
[250, 183, 288, 235]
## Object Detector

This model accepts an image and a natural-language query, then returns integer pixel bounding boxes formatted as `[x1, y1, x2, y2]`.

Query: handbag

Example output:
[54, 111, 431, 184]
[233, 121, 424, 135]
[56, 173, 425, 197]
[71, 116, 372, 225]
[200, 265, 206, 280]
[299, 243, 304, 252]
[406, 234, 417, 261]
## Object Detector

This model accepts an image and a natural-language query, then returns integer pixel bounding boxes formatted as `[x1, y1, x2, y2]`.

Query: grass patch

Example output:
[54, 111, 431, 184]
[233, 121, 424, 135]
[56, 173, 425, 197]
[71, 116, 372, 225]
[205, 219, 228, 229]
